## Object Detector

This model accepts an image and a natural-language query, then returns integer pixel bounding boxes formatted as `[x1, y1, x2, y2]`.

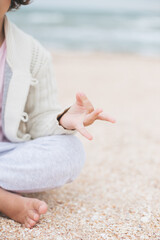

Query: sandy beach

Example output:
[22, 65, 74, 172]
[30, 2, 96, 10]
[0, 51, 160, 239]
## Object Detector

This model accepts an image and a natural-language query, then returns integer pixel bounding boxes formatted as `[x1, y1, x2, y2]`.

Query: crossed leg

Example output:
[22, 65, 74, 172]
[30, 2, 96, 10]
[0, 134, 86, 228]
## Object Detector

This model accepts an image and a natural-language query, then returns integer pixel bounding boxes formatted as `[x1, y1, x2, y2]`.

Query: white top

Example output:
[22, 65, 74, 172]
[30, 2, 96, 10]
[3, 15, 76, 142]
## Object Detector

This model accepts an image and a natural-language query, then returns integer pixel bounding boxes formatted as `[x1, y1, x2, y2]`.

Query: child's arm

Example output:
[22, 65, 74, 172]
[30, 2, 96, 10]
[26, 50, 115, 141]
[26, 51, 77, 139]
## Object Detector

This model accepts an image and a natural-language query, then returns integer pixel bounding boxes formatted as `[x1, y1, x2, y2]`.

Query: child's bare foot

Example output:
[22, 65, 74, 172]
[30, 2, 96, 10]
[0, 187, 48, 228]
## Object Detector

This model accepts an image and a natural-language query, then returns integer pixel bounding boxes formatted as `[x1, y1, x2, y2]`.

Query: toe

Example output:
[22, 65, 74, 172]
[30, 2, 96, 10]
[28, 209, 40, 222]
[33, 199, 48, 214]
[25, 222, 31, 228]
[26, 217, 37, 227]
[39, 201, 48, 214]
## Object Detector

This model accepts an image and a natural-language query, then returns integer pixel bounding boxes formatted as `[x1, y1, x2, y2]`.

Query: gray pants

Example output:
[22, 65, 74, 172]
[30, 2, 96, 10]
[0, 135, 86, 193]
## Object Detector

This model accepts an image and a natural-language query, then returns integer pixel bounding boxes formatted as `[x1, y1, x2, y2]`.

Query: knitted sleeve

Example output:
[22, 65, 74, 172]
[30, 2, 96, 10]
[26, 51, 77, 139]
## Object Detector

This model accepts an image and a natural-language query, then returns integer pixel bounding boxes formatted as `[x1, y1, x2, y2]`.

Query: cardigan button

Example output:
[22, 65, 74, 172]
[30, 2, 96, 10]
[22, 133, 31, 140]
[30, 78, 39, 86]
[21, 112, 29, 122]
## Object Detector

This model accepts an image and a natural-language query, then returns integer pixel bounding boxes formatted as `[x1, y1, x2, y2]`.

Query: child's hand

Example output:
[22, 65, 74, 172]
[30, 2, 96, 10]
[59, 92, 116, 140]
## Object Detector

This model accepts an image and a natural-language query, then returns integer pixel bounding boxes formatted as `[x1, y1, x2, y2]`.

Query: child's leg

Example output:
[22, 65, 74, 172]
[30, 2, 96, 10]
[0, 134, 85, 228]
[0, 134, 86, 193]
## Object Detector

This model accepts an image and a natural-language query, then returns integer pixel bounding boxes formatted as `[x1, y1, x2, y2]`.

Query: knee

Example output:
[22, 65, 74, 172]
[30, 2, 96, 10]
[60, 135, 86, 182]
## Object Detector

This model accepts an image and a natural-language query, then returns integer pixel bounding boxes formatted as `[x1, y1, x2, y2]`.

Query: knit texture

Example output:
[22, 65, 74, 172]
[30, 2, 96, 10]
[2, 15, 77, 142]
[25, 47, 76, 138]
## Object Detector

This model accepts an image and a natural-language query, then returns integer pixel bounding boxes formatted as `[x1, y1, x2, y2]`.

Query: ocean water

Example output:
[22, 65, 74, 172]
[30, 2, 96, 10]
[7, 0, 160, 56]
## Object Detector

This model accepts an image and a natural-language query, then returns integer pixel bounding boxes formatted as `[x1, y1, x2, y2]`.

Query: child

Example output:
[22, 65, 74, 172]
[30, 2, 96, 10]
[0, 0, 115, 229]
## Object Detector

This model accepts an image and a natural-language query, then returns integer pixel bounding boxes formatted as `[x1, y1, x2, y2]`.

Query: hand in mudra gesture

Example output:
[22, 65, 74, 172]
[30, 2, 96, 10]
[59, 92, 116, 140]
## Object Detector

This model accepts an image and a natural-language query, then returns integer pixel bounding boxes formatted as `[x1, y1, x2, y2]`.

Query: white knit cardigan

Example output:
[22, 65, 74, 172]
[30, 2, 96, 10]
[3, 15, 77, 142]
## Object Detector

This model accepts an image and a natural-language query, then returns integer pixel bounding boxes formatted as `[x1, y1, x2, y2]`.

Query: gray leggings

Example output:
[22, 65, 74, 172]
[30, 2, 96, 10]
[0, 135, 86, 193]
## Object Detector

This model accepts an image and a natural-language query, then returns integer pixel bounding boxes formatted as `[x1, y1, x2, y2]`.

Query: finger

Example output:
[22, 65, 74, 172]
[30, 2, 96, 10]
[76, 93, 84, 106]
[97, 112, 116, 123]
[76, 92, 94, 113]
[84, 108, 103, 125]
[76, 123, 93, 141]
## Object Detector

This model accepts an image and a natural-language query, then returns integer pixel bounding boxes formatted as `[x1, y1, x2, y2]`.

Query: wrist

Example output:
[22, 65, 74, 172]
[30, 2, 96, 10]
[57, 107, 76, 131]
[57, 106, 75, 130]
[59, 115, 67, 129]
[57, 107, 71, 123]
[57, 111, 69, 130]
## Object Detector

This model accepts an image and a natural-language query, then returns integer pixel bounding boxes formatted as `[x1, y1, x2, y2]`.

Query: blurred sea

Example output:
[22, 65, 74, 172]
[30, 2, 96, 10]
[7, 0, 160, 56]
